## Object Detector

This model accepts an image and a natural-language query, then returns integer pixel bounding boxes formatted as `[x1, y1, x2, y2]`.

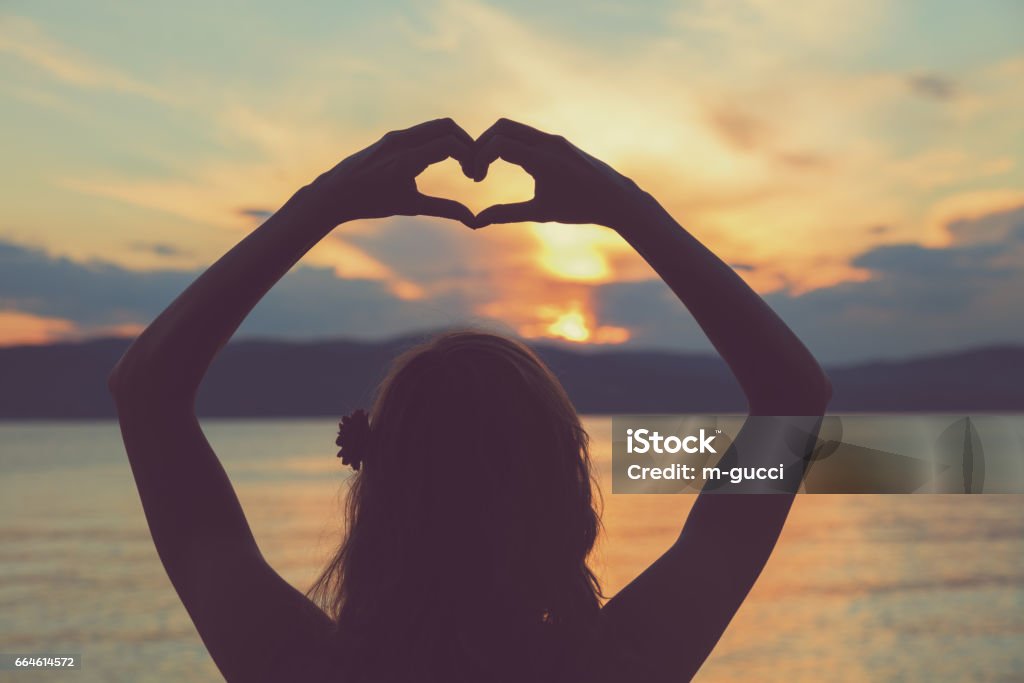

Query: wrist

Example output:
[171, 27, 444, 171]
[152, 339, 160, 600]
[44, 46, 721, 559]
[284, 180, 355, 229]
[606, 187, 666, 237]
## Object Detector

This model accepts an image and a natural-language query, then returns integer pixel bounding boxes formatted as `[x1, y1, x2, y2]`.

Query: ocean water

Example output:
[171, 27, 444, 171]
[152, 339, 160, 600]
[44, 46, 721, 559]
[0, 418, 1022, 682]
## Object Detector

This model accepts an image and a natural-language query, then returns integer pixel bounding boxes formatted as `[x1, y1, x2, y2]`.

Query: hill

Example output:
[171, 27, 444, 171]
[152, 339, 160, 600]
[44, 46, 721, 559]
[0, 335, 1021, 418]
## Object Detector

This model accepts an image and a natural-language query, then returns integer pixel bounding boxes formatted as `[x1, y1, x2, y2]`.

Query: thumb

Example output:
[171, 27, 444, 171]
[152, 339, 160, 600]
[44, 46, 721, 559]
[414, 193, 475, 227]
[473, 200, 540, 228]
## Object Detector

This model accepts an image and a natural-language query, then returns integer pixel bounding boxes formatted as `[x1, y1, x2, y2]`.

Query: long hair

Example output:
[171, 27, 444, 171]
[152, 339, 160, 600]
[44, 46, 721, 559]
[308, 330, 603, 681]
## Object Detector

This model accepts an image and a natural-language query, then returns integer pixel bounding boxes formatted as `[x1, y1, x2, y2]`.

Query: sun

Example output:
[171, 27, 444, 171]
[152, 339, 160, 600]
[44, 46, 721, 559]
[516, 301, 631, 345]
[548, 308, 591, 342]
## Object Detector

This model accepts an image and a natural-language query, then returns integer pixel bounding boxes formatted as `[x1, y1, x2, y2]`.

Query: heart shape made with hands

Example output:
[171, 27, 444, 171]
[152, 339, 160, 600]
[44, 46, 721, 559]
[416, 157, 536, 218]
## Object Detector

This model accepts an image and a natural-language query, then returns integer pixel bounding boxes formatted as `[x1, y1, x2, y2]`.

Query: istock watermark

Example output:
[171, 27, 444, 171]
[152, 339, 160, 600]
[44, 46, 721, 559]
[625, 428, 719, 454]
[610, 415, 1024, 494]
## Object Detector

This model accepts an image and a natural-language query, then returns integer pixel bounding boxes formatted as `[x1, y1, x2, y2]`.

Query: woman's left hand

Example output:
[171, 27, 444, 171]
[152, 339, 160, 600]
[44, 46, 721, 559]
[304, 118, 477, 227]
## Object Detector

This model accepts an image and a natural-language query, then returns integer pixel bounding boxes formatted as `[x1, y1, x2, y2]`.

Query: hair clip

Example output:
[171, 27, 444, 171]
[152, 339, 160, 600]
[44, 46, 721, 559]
[336, 409, 372, 471]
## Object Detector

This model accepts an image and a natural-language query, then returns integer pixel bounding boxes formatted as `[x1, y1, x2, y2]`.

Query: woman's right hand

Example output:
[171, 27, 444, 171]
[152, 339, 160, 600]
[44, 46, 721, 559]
[303, 118, 477, 228]
[468, 118, 654, 232]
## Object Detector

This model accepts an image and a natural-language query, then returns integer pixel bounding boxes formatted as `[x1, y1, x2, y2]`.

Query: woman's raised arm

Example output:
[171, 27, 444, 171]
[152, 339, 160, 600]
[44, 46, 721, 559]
[108, 119, 475, 682]
[470, 118, 831, 680]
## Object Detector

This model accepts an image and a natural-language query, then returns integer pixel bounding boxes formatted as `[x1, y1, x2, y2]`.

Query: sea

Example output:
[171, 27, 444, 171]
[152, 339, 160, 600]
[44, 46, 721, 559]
[1, 418, 1022, 682]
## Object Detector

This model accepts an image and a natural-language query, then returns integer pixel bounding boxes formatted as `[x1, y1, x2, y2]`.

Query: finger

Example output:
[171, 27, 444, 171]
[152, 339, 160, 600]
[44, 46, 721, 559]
[473, 200, 540, 228]
[476, 117, 549, 148]
[393, 118, 475, 148]
[403, 135, 474, 175]
[384, 118, 475, 176]
[414, 193, 475, 227]
[472, 134, 547, 181]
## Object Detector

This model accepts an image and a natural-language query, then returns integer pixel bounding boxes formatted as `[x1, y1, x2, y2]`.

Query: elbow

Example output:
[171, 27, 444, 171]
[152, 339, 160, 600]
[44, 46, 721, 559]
[107, 361, 146, 411]
[107, 350, 146, 402]
[106, 359, 126, 397]
[106, 358, 129, 401]
[106, 349, 182, 407]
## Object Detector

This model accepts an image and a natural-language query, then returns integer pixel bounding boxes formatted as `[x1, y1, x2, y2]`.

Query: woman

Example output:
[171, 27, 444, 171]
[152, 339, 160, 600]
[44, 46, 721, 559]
[109, 118, 831, 682]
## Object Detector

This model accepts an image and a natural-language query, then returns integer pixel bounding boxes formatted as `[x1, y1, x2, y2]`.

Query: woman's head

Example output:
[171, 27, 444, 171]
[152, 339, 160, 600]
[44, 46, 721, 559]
[310, 330, 602, 675]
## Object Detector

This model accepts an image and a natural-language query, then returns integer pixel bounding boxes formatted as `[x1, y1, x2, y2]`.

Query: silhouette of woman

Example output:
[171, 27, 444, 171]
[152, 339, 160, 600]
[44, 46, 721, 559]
[109, 118, 832, 682]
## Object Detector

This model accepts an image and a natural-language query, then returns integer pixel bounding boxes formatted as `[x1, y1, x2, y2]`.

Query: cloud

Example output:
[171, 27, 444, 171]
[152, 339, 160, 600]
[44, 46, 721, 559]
[0, 15, 168, 101]
[3, 0, 1023, 358]
[907, 74, 959, 101]
[709, 107, 770, 152]
[0, 310, 76, 346]
[130, 241, 192, 258]
[844, 242, 1010, 313]
[237, 208, 275, 223]
[945, 203, 1024, 245]
[2, 199, 1024, 360]
[672, 0, 884, 53]
[592, 279, 708, 349]
[0, 239, 486, 343]
[32, 0, 1023, 304]
[592, 204, 1024, 362]
[343, 217, 486, 289]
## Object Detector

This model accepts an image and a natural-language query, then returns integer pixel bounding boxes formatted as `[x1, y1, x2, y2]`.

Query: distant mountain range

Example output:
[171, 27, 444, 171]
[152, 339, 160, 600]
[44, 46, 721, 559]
[0, 335, 1021, 418]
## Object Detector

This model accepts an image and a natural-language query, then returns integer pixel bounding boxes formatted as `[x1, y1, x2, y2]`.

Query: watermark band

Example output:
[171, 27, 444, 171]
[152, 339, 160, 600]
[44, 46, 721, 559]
[611, 415, 1024, 494]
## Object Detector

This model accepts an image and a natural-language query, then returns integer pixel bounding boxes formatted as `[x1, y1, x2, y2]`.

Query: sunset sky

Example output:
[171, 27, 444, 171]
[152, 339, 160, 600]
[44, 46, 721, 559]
[2, 1, 1023, 362]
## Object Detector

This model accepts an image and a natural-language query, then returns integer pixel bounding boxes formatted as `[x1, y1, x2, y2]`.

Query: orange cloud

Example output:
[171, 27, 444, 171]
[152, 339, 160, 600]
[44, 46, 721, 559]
[0, 310, 76, 346]
[0, 310, 146, 347]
